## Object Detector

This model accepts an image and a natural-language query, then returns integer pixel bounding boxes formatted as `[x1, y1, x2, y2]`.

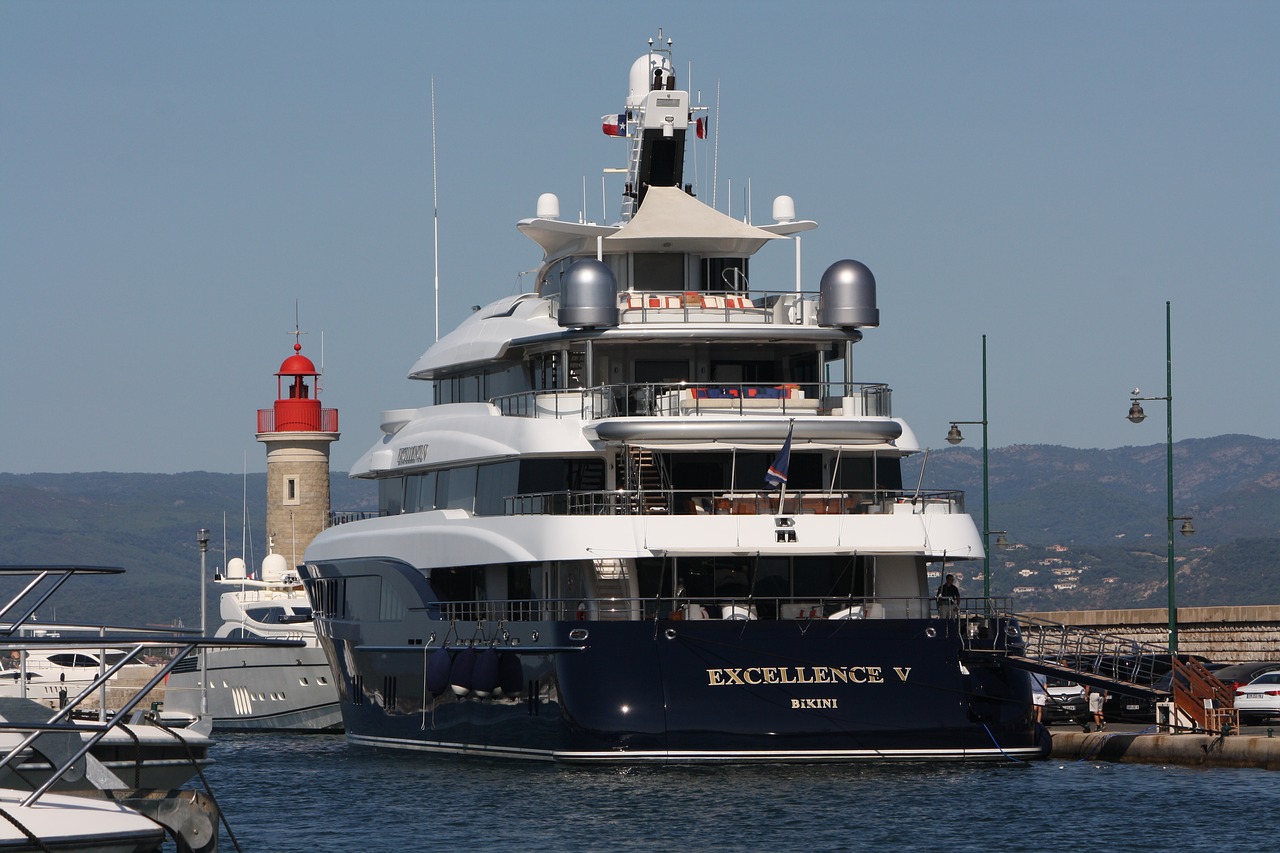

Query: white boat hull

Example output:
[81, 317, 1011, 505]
[165, 646, 341, 732]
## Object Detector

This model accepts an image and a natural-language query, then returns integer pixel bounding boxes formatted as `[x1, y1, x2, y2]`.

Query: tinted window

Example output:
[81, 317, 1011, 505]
[476, 462, 519, 515]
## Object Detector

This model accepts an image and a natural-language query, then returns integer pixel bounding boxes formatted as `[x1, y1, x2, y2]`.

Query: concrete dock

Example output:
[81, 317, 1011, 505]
[1051, 723, 1280, 770]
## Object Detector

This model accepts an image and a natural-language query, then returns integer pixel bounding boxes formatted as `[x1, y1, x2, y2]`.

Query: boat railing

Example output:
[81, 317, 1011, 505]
[505, 487, 964, 517]
[490, 381, 892, 420]
[548, 288, 821, 327]
[431, 594, 1009, 625]
[330, 510, 380, 526]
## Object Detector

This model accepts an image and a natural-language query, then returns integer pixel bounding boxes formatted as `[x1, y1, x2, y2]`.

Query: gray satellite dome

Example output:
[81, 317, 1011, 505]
[558, 259, 619, 329]
[818, 259, 880, 328]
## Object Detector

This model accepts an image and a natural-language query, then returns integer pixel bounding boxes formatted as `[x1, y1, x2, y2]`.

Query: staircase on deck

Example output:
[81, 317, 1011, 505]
[966, 611, 1240, 734]
[624, 447, 669, 513]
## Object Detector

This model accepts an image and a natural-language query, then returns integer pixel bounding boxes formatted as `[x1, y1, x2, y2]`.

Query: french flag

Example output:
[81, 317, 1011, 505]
[601, 113, 626, 137]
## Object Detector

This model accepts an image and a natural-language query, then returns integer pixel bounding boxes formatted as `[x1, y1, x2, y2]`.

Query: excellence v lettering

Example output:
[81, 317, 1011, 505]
[706, 665, 900, 687]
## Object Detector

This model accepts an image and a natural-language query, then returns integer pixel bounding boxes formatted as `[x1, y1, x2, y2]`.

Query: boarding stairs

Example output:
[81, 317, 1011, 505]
[591, 559, 639, 621]
[962, 610, 1238, 733]
[624, 447, 669, 513]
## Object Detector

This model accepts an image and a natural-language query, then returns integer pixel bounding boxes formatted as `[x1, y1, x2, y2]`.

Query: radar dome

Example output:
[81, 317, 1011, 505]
[226, 557, 247, 580]
[818, 259, 880, 328]
[558, 259, 618, 329]
[261, 552, 289, 583]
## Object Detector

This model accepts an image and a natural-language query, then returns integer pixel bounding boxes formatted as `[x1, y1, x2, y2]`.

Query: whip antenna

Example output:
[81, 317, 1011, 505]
[432, 77, 440, 342]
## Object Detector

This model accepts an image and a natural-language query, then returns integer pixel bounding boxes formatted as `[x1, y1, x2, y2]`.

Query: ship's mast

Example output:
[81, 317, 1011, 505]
[617, 33, 691, 222]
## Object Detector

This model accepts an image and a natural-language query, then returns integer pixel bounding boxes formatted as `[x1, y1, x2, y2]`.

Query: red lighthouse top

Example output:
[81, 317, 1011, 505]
[258, 342, 338, 434]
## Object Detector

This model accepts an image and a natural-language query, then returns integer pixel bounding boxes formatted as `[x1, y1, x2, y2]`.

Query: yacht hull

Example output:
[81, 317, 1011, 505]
[318, 617, 1046, 763]
[165, 647, 342, 732]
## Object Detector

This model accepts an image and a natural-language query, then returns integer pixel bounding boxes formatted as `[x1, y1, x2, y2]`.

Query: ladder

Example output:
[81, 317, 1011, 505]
[624, 447, 669, 513]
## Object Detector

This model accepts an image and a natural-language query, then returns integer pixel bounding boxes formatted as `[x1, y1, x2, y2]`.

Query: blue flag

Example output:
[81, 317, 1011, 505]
[765, 422, 794, 488]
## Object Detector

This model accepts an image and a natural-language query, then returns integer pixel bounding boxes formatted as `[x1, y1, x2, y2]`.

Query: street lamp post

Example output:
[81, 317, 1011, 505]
[945, 334, 1006, 601]
[1126, 301, 1194, 652]
[197, 527, 210, 715]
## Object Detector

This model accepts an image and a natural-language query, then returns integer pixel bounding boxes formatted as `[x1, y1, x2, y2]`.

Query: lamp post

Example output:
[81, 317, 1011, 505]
[1126, 300, 1194, 652]
[945, 334, 1006, 601]
[197, 527, 210, 715]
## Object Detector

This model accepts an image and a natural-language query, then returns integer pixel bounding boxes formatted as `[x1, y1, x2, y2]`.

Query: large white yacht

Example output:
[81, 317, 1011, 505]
[301, 36, 1048, 762]
[165, 549, 341, 731]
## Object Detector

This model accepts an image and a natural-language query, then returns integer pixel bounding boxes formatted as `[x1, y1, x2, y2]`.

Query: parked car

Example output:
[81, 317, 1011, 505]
[1042, 678, 1089, 725]
[1234, 670, 1280, 724]
[1104, 662, 1231, 724]
[1214, 661, 1280, 694]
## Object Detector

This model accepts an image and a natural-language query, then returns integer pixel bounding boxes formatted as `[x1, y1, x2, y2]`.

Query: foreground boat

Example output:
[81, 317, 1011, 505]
[165, 550, 342, 731]
[302, 35, 1048, 763]
[0, 565, 306, 849]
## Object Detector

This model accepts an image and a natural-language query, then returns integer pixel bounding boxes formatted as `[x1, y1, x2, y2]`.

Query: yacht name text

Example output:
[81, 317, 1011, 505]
[706, 665, 910, 686]
[396, 444, 429, 465]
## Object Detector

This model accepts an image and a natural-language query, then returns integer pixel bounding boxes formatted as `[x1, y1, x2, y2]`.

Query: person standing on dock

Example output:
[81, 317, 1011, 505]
[1086, 685, 1107, 731]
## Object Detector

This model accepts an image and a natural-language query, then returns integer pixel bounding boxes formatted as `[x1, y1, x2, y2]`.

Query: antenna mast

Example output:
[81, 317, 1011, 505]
[432, 77, 440, 342]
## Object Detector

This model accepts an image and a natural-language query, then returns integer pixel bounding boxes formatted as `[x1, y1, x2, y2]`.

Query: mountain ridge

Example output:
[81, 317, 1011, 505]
[1, 434, 1276, 625]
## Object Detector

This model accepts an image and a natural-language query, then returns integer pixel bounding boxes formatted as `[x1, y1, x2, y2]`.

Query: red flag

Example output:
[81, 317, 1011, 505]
[695, 117, 707, 139]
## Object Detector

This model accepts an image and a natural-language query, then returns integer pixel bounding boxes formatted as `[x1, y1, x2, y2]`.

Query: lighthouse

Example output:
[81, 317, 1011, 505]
[256, 338, 339, 569]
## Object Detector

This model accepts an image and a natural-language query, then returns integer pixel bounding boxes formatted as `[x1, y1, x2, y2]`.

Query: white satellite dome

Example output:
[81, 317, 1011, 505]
[226, 557, 247, 580]
[261, 552, 289, 583]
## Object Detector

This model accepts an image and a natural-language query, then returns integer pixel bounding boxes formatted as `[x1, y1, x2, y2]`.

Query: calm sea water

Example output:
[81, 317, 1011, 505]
[199, 733, 1280, 852]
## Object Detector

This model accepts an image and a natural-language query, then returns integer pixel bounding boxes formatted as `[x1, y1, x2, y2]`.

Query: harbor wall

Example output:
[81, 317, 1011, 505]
[1024, 605, 1280, 661]
[1051, 730, 1280, 770]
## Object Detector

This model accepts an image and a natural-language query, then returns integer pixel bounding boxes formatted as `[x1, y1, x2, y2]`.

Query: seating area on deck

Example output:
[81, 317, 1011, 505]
[616, 290, 807, 324]
[656, 385, 820, 416]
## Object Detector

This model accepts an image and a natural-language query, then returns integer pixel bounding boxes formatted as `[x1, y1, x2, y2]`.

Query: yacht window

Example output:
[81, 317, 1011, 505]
[437, 466, 477, 511]
[633, 252, 685, 291]
[635, 360, 689, 383]
[48, 653, 100, 668]
[517, 458, 606, 493]
[476, 461, 519, 515]
[404, 471, 437, 512]
[379, 477, 404, 515]
[702, 257, 749, 291]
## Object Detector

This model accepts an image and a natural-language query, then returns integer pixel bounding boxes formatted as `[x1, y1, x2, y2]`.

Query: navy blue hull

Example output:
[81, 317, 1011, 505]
[317, 617, 1046, 762]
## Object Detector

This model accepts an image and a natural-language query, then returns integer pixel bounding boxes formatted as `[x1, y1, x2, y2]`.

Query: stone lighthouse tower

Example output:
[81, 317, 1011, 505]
[256, 338, 339, 569]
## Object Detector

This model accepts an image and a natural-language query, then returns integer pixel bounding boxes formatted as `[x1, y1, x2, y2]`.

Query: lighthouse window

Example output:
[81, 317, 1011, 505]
[284, 476, 300, 506]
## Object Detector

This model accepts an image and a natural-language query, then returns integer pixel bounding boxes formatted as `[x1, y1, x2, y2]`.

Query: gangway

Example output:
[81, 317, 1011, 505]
[954, 608, 1237, 732]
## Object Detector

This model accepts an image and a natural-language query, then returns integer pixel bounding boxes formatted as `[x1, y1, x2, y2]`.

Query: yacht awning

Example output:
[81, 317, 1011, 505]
[604, 187, 784, 254]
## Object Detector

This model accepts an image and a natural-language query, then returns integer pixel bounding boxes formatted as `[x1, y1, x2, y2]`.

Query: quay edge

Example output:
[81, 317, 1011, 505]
[1051, 730, 1280, 770]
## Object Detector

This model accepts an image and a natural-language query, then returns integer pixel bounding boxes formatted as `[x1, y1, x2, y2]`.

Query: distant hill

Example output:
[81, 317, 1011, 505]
[904, 434, 1280, 609]
[0, 472, 376, 629]
[0, 434, 1276, 625]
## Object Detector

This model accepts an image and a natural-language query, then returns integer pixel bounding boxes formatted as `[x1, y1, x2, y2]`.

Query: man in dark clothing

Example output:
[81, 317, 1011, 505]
[937, 573, 960, 618]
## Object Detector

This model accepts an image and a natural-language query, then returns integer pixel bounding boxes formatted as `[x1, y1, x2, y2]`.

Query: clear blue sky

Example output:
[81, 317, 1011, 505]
[2, 1, 1276, 474]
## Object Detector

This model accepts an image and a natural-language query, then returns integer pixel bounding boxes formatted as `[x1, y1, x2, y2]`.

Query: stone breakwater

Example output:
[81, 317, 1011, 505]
[1023, 605, 1280, 662]
[1052, 730, 1280, 770]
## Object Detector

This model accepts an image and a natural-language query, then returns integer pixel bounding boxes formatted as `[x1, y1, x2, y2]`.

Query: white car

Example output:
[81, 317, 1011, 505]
[1234, 670, 1280, 724]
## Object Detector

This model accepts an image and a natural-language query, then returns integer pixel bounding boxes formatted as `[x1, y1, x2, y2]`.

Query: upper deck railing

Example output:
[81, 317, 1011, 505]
[492, 381, 891, 420]
[604, 289, 818, 325]
[505, 487, 964, 517]
[429, 594, 1013, 625]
